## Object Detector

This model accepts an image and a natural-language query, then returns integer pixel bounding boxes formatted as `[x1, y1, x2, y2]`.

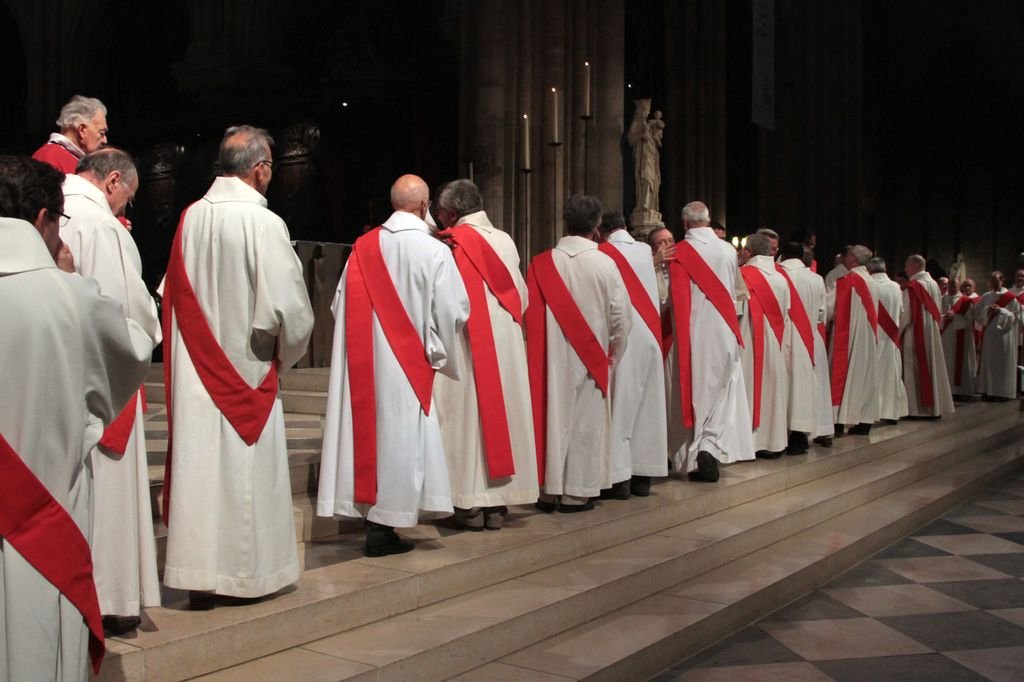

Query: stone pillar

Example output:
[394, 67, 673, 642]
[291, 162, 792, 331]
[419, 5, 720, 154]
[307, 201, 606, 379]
[591, 0, 625, 215]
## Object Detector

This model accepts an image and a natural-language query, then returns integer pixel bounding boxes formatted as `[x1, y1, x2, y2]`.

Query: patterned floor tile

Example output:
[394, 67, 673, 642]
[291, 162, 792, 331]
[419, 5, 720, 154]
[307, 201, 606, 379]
[994, 532, 1024, 546]
[758, 618, 930, 661]
[915, 533, 1024, 556]
[658, 661, 834, 681]
[879, 610, 1024, 651]
[874, 537, 952, 559]
[945, 502, 1010, 518]
[812, 653, 989, 682]
[877, 556, 1012, 583]
[677, 626, 803, 669]
[912, 519, 978, 536]
[762, 593, 864, 622]
[823, 584, 974, 618]
[945, 646, 1024, 682]
[968, 552, 1024, 577]
[825, 561, 914, 588]
[927, 578, 1024, 610]
[956, 516, 1024, 534]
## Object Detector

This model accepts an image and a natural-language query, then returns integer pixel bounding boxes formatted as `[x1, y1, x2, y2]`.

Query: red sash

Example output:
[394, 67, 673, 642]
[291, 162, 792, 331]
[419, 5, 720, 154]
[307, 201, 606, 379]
[942, 296, 974, 386]
[439, 225, 519, 480]
[941, 296, 974, 333]
[668, 241, 743, 427]
[818, 322, 827, 345]
[598, 242, 662, 350]
[904, 280, 941, 408]
[346, 227, 437, 504]
[977, 290, 1019, 355]
[98, 388, 147, 456]
[741, 266, 786, 429]
[0, 434, 104, 674]
[161, 207, 280, 524]
[660, 308, 673, 361]
[877, 303, 900, 346]
[526, 250, 611, 485]
[775, 264, 816, 365]
[830, 272, 878, 406]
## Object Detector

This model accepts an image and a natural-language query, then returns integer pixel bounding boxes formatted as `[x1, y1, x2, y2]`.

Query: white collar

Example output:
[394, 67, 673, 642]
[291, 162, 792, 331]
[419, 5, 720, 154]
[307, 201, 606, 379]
[382, 210, 430, 233]
[203, 176, 268, 207]
[555, 235, 598, 257]
[744, 254, 777, 274]
[47, 132, 85, 159]
[685, 226, 714, 244]
[62, 173, 114, 217]
[457, 210, 495, 233]
[0, 218, 58, 275]
[607, 229, 635, 245]
[780, 258, 805, 272]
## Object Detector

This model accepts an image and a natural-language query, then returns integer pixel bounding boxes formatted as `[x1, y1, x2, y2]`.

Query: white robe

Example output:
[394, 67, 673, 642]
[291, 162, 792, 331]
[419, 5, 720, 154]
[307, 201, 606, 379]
[975, 289, 1020, 399]
[162, 177, 314, 598]
[536, 236, 630, 498]
[872, 273, 909, 420]
[433, 211, 538, 509]
[0, 218, 151, 682]
[318, 211, 470, 527]
[824, 263, 848, 292]
[900, 272, 955, 417]
[666, 227, 754, 471]
[780, 259, 830, 437]
[61, 173, 161, 617]
[605, 230, 668, 480]
[739, 256, 791, 452]
[940, 293, 977, 396]
[827, 266, 880, 426]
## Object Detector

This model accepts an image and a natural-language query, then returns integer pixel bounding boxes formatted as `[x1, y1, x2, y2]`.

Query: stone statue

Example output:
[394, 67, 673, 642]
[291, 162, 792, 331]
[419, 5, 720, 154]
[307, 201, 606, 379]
[949, 252, 966, 284]
[628, 99, 665, 235]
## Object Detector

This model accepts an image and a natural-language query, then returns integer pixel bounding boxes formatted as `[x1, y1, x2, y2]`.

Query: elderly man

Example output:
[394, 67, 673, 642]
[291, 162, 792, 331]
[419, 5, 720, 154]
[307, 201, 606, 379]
[666, 201, 754, 482]
[432, 179, 536, 531]
[828, 245, 880, 435]
[60, 148, 161, 635]
[777, 241, 832, 452]
[0, 156, 151, 682]
[975, 271, 1021, 401]
[527, 195, 630, 512]
[161, 126, 314, 607]
[867, 257, 909, 423]
[32, 96, 108, 174]
[319, 175, 469, 553]
[597, 210, 668, 498]
[941, 278, 977, 397]
[900, 254, 954, 417]
[738, 234, 790, 458]
[756, 228, 780, 259]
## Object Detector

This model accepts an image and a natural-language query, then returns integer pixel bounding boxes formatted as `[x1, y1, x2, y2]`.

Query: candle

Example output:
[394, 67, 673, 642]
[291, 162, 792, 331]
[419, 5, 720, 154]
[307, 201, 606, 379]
[519, 114, 531, 170]
[468, 161, 474, 183]
[548, 87, 560, 144]
[581, 61, 592, 118]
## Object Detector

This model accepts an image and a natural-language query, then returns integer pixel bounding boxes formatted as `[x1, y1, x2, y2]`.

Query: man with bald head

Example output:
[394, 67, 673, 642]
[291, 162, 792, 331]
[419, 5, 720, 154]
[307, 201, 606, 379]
[162, 125, 314, 608]
[900, 254, 954, 417]
[665, 201, 754, 482]
[319, 174, 470, 553]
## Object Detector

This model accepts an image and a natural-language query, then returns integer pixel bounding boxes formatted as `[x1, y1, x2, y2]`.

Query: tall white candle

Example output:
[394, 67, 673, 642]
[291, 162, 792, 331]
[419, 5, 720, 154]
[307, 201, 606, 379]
[548, 87, 560, 144]
[581, 61, 592, 118]
[520, 114, 531, 170]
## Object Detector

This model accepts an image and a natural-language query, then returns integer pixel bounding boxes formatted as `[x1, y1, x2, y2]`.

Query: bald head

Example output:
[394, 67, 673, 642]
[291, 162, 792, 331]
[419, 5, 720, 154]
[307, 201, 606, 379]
[390, 174, 429, 214]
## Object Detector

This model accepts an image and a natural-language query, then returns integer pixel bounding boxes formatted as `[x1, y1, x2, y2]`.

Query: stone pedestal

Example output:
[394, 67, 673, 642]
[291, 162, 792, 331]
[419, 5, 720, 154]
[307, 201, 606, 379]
[628, 208, 665, 240]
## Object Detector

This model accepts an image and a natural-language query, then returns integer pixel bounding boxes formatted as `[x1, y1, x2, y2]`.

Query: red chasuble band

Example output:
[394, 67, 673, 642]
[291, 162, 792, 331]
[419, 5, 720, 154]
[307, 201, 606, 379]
[877, 304, 900, 347]
[775, 265, 816, 366]
[0, 433, 105, 674]
[439, 225, 519, 480]
[347, 227, 437, 504]
[977, 290, 1020, 360]
[830, 273, 878, 407]
[669, 242, 744, 428]
[941, 296, 974, 387]
[526, 251, 612, 485]
[98, 387, 147, 456]
[598, 242, 663, 351]
[904, 280, 941, 408]
[741, 267, 786, 429]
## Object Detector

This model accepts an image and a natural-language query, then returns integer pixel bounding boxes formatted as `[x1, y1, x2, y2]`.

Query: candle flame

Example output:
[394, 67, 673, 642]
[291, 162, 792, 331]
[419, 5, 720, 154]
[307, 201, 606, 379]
[585, 61, 590, 66]
[523, 114, 528, 119]
[551, 87, 557, 93]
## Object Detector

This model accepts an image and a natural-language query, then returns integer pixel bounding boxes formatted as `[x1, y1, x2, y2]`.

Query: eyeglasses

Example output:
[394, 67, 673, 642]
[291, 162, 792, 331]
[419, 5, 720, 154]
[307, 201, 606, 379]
[56, 210, 72, 228]
[256, 159, 273, 171]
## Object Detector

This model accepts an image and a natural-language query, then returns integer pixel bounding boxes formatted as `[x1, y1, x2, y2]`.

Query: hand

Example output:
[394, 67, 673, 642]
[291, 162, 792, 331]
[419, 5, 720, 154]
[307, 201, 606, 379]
[56, 242, 75, 273]
[653, 243, 676, 268]
[118, 216, 133, 232]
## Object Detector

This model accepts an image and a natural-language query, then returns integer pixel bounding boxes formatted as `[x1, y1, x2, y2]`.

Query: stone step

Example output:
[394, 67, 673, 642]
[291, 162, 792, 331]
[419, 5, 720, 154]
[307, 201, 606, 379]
[93, 402, 1023, 681]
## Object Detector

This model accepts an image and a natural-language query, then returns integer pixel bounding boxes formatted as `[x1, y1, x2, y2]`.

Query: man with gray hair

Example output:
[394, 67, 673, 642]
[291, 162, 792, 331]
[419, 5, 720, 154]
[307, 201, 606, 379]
[60, 148, 161, 634]
[665, 201, 754, 482]
[827, 245, 881, 435]
[900, 254, 954, 417]
[527, 194, 630, 512]
[162, 125, 314, 607]
[756, 228, 779, 259]
[432, 179, 538, 531]
[32, 95, 109, 174]
[867, 257, 909, 423]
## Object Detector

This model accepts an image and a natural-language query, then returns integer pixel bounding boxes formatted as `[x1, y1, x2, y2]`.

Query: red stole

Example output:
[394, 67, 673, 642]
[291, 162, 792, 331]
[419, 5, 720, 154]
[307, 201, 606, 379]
[439, 225, 520, 480]
[978, 290, 1020, 353]
[0, 433, 105, 674]
[598, 241, 662, 350]
[98, 388, 147, 455]
[668, 241, 744, 427]
[830, 272, 878, 406]
[904, 279, 942, 407]
[741, 266, 786, 429]
[877, 303, 900, 347]
[775, 264, 816, 365]
[160, 207, 280, 524]
[346, 227, 437, 504]
[942, 296, 974, 387]
[526, 250, 610, 485]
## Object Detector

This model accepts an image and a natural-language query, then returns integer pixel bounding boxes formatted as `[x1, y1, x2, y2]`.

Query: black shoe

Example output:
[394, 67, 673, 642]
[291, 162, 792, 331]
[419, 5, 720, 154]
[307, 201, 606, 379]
[534, 500, 557, 513]
[483, 506, 507, 530]
[756, 449, 782, 460]
[188, 591, 216, 611]
[882, 419, 899, 425]
[453, 507, 485, 532]
[630, 476, 652, 497]
[600, 480, 631, 500]
[813, 436, 833, 448]
[102, 615, 141, 637]
[688, 450, 720, 482]
[834, 424, 846, 437]
[557, 500, 595, 513]
[787, 432, 809, 455]
[365, 521, 414, 557]
[850, 423, 872, 435]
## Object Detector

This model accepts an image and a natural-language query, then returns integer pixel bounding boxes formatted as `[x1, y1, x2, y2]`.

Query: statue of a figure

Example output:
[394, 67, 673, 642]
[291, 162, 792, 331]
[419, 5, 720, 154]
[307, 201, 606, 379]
[949, 252, 967, 284]
[628, 99, 664, 214]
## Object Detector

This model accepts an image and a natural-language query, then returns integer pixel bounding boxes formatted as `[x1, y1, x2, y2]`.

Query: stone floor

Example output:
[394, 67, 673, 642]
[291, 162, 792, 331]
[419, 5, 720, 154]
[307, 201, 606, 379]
[652, 469, 1024, 682]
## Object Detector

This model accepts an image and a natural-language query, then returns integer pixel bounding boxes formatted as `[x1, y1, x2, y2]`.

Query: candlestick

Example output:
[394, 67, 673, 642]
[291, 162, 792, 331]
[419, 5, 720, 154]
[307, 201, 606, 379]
[548, 87, 560, 145]
[519, 114, 531, 170]
[581, 61, 592, 119]
[467, 161, 474, 184]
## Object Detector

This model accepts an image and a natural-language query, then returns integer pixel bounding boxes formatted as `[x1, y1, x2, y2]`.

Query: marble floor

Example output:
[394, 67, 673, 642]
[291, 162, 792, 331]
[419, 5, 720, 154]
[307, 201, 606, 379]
[652, 468, 1024, 682]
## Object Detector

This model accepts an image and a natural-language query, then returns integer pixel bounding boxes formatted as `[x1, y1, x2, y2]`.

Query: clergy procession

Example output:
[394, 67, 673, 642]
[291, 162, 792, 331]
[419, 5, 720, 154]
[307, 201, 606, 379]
[3, 94, 1024, 682]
